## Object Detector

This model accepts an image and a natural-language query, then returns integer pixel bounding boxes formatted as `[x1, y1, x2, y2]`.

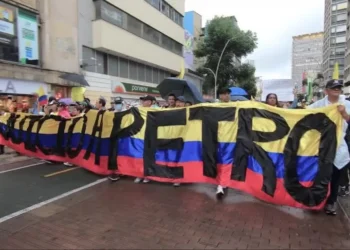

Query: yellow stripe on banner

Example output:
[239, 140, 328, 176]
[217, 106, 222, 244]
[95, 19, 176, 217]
[44, 167, 80, 177]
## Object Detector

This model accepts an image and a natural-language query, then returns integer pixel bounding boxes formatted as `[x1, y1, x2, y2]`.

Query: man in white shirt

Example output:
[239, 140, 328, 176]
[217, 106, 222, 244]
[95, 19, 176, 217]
[308, 79, 350, 215]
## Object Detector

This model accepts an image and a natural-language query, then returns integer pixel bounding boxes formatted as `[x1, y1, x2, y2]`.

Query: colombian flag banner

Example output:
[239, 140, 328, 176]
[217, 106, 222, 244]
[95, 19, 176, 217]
[0, 102, 343, 210]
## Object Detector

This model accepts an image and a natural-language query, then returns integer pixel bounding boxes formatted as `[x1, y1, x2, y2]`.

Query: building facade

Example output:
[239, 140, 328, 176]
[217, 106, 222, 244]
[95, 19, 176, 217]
[323, 0, 347, 83]
[344, 0, 350, 94]
[80, 0, 185, 105]
[292, 32, 323, 94]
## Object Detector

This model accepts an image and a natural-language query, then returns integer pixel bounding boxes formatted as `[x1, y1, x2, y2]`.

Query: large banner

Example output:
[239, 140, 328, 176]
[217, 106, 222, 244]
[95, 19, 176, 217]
[0, 102, 343, 210]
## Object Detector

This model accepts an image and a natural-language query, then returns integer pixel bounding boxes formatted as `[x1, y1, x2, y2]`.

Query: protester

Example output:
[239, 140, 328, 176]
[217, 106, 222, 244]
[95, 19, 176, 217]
[265, 89, 298, 108]
[167, 93, 176, 108]
[175, 96, 186, 107]
[31, 93, 39, 115]
[108, 97, 126, 182]
[0, 110, 5, 155]
[57, 102, 71, 119]
[134, 95, 156, 184]
[185, 101, 192, 107]
[95, 97, 107, 111]
[308, 79, 350, 215]
[70, 105, 83, 117]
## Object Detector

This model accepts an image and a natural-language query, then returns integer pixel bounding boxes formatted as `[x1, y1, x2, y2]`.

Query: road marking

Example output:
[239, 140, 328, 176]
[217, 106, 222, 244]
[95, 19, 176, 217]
[0, 178, 107, 224]
[0, 162, 45, 174]
[44, 167, 80, 177]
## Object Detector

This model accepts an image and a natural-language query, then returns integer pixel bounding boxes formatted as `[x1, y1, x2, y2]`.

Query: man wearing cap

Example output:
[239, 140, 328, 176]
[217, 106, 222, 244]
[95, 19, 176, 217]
[134, 95, 156, 184]
[308, 79, 350, 215]
[140, 95, 155, 108]
[175, 96, 186, 107]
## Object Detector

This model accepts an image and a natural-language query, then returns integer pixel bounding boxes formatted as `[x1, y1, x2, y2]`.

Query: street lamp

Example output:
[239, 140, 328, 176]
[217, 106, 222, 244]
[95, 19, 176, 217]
[203, 38, 234, 99]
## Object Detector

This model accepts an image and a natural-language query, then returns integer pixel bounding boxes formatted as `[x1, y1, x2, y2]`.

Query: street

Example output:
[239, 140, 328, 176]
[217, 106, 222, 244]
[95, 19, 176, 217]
[0, 160, 350, 249]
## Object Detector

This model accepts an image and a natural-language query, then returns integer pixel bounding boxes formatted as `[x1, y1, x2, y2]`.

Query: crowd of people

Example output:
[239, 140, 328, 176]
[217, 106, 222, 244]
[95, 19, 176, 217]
[0, 80, 349, 216]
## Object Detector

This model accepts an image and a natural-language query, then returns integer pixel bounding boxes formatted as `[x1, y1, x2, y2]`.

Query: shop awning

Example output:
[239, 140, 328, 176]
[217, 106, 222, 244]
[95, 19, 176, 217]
[59, 73, 90, 87]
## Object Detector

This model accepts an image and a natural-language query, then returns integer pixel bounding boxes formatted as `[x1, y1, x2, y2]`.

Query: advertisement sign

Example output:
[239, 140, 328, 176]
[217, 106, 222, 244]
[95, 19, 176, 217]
[0, 78, 47, 95]
[111, 81, 160, 95]
[17, 10, 38, 64]
[0, 4, 14, 36]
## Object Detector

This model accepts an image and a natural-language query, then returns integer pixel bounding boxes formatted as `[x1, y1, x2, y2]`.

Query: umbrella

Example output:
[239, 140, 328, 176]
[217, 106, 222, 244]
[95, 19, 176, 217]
[59, 98, 75, 105]
[230, 95, 248, 101]
[157, 78, 204, 104]
[59, 73, 90, 87]
[229, 87, 247, 96]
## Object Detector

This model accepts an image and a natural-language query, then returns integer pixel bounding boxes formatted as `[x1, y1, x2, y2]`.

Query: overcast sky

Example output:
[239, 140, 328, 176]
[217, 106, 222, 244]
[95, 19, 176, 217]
[185, 0, 324, 80]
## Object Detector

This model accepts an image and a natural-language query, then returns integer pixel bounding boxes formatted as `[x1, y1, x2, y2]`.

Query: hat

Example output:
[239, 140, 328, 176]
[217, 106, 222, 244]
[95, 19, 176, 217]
[113, 97, 123, 104]
[176, 96, 186, 102]
[48, 100, 58, 105]
[140, 95, 156, 101]
[218, 88, 231, 95]
[326, 79, 343, 89]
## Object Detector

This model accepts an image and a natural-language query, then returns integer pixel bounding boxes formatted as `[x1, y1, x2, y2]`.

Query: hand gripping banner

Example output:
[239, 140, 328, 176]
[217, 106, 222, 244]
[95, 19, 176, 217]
[0, 102, 343, 210]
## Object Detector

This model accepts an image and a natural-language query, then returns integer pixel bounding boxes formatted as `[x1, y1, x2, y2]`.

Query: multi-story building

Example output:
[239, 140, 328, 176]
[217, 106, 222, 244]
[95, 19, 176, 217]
[80, 0, 185, 105]
[0, 0, 185, 110]
[344, 0, 350, 94]
[292, 32, 323, 94]
[323, 0, 347, 83]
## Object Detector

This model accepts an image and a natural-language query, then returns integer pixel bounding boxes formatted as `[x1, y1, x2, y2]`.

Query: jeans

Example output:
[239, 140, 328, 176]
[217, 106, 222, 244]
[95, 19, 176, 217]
[327, 165, 342, 205]
[339, 163, 350, 187]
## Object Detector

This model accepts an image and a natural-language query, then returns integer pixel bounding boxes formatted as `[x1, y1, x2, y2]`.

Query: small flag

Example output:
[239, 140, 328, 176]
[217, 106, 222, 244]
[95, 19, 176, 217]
[36, 86, 47, 105]
[333, 62, 339, 80]
[71, 87, 86, 102]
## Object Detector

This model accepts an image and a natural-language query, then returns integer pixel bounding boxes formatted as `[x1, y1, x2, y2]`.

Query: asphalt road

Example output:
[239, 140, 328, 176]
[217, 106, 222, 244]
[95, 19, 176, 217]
[0, 163, 102, 218]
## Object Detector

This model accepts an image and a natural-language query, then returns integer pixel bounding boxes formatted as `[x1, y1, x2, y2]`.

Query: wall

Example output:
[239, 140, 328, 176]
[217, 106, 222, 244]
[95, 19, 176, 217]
[38, 0, 80, 73]
[7, 0, 37, 10]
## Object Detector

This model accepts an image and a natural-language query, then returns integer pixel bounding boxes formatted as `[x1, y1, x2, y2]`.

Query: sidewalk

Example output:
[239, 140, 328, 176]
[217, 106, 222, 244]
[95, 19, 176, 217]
[0, 147, 40, 172]
[0, 180, 350, 249]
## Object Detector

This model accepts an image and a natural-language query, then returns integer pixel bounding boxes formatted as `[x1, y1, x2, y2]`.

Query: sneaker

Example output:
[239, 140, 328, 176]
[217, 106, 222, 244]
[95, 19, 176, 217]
[324, 203, 337, 216]
[134, 177, 142, 183]
[63, 162, 74, 167]
[108, 173, 120, 182]
[143, 178, 150, 183]
[216, 185, 225, 200]
[339, 186, 350, 197]
[173, 183, 180, 187]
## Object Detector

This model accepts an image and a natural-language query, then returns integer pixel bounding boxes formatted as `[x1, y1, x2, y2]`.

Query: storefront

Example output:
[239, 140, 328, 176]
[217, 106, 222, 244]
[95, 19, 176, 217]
[111, 80, 165, 106]
[0, 78, 48, 112]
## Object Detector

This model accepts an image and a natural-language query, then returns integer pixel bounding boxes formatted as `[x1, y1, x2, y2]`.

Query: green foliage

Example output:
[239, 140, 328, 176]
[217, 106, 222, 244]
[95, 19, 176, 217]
[232, 63, 257, 97]
[194, 16, 258, 96]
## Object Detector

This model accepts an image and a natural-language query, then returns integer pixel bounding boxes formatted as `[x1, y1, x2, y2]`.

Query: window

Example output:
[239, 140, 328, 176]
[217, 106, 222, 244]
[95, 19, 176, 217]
[336, 36, 346, 43]
[119, 57, 129, 78]
[146, 65, 153, 82]
[336, 47, 345, 55]
[129, 61, 138, 80]
[161, 1, 170, 17]
[161, 35, 173, 51]
[337, 13, 347, 21]
[137, 63, 145, 81]
[144, 0, 183, 27]
[99, 1, 126, 28]
[174, 42, 183, 55]
[96, 51, 107, 74]
[127, 15, 142, 36]
[108, 55, 119, 76]
[152, 68, 159, 84]
[143, 25, 160, 45]
[146, 0, 160, 9]
[337, 2, 348, 10]
[82, 46, 96, 72]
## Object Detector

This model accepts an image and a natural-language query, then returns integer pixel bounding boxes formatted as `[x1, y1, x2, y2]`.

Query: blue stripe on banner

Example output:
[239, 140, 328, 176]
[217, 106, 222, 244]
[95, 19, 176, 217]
[2, 126, 318, 181]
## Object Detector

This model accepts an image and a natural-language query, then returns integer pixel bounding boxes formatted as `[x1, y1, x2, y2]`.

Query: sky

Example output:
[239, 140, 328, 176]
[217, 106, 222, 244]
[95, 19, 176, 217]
[185, 0, 324, 80]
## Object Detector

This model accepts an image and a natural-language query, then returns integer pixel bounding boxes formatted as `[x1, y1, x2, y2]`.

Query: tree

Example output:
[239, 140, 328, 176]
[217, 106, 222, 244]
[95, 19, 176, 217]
[232, 63, 257, 97]
[194, 16, 258, 96]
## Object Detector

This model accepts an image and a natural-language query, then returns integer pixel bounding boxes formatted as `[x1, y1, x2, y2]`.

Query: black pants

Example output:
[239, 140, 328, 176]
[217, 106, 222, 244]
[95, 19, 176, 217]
[0, 145, 4, 154]
[339, 163, 350, 187]
[327, 165, 341, 205]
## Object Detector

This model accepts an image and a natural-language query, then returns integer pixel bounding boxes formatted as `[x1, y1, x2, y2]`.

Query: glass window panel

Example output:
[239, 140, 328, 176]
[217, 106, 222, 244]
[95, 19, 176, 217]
[119, 58, 129, 78]
[143, 25, 160, 45]
[129, 61, 138, 80]
[152, 68, 159, 84]
[127, 15, 142, 37]
[82, 46, 96, 72]
[96, 51, 107, 74]
[108, 55, 119, 76]
[146, 65, 153, 82]
[100, 1, 126, 28]
[161, 1, 170, 17]
[137, 63, 145, 81]
[336, 36, 346, 43]
[337, 13, 347, 21]
[161, 35, 173, 51]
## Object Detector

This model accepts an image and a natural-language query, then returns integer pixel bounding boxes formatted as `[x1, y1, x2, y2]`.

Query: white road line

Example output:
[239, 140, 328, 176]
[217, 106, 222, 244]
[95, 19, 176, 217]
[0, 161, 45, 174]
[0, 178, 107, 224]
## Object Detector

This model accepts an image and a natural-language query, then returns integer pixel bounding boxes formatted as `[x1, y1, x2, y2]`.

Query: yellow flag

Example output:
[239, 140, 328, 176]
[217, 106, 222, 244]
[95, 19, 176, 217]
[333, 62, 339, 80]
[177, 60, 185, 79]
[36, 86, 45, 97]
[71, 87, 86, 102]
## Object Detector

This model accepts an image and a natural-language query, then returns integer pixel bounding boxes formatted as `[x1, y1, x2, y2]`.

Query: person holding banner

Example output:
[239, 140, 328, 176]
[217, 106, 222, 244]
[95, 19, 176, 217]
[265, 89, 298, 108]
[134, 95, 155, 184]
[216, 88, 232, 199]
[308, 79, 350, 215]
